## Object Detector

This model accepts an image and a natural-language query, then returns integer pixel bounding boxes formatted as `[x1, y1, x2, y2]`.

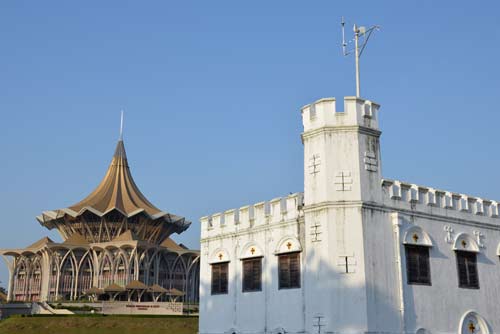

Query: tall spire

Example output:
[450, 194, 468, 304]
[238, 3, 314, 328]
[119, 110, 124, 141]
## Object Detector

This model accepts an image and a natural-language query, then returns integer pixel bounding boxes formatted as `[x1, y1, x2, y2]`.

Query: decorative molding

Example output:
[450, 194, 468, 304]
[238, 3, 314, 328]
[452, 233, 480, 253]
[239, 242, 264, 259]
[274, 236, 302, 254]
[459, 310, 490, 334]
[444, 225, 454, 244]
[335, 171, 353, 191]
[209, 247, 231, 264]
[473, 230, 485, 249]
[364, 151, 378, 172]
[309, 154, 321, 176]
[403, 225, 433, 247]
[310, 222, 322, 243]
[337, 254, 356, 274]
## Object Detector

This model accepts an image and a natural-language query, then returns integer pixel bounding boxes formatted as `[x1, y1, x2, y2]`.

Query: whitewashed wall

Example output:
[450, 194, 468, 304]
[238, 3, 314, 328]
[200, 194, 305, 334]
[199, 96, 500, 334]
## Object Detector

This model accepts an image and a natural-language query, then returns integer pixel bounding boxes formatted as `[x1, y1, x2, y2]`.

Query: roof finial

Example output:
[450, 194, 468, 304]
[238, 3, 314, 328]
[119, 110, 124, 141]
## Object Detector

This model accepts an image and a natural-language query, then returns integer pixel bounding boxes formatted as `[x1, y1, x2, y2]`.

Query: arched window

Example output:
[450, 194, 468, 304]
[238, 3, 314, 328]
[453, 233, 480, 289]
[48, 253, 61, 302]
[456, 251, 479, 289]
[171, 258, 186, 294]
[77, 254, 93, 299]
[186, 258, 200, 303]
[158, 254, 170, 289]
[13, 258, 28, 301]
[275, 237, 302, 290]
[211, 261, 228, 295]
[210, 249, 230, 295]
[138, 255, 147, 283]
[28, 257, 42, 301]
[403, 226, 433, 285]
[58, 254, 76, 300]
[240, 243, 263, 293]
[99, 255, 113, 288]
[148, 253, 158, 286]
[114, 254, 128, 286]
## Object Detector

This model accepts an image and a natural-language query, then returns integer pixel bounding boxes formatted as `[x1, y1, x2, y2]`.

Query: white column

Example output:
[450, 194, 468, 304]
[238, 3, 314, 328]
[40, 251, 51, 302]
[5, 256, 15, 302]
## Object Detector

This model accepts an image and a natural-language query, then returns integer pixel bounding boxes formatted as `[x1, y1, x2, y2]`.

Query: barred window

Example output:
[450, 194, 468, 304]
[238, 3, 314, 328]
[456, 251, 479, 289]
[211, 262, 228, 295]
[405, 245, 431, 285]
[278, 252, 301, 289]
[242, 258, 262, 292]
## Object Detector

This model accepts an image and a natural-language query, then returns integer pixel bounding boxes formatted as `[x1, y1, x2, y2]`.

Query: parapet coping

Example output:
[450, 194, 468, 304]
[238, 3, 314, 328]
[382, 179, 499, 218]
[300, 96, 381, 112]
[200, 192, 304, 222]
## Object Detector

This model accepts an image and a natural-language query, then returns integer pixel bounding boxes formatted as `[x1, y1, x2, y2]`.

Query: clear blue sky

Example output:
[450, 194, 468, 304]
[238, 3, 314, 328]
[1, 0, 500, 287]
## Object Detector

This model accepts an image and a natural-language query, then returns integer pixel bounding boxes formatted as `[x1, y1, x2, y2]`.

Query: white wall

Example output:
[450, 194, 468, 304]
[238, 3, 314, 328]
[200, 194, 305, 334]
[199, 96, 500, 334]
[378, 181, 500, 332]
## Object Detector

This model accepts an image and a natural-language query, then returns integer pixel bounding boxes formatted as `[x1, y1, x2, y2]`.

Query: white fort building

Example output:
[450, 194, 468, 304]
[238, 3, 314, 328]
[199, 96, 500, 334]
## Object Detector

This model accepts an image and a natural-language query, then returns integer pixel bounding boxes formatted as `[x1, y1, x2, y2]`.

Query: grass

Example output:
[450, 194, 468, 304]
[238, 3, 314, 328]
[0, 314, 199, 334]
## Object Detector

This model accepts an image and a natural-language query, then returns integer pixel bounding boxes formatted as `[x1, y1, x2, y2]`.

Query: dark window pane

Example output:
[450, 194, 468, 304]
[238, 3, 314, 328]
[278, 253, 301, 289]
[405, 245, 431, 285]
[211, 263, 228, 295]
[242, 258, 262, 292]
[289, 253, 301, 288]
[456, 251, 479, 289]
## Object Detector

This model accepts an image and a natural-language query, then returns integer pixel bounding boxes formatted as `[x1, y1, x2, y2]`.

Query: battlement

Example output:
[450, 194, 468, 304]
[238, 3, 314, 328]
[200, 192, 304, 238]
[382, 179, 500, 220]
[301, 96, 380, 132]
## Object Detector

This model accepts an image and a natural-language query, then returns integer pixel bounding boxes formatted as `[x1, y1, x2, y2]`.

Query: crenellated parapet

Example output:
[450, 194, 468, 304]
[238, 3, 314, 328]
[382, 179, 500, 220]
[200, 192, 304, 239]
[301, 96, 380, 134]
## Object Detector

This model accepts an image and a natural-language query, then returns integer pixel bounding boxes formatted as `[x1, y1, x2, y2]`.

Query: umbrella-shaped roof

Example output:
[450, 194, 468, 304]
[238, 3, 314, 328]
[148, 284, 168, 293]
[85, 287, 104, 295]
[104, 283, 126, 293]
[68, 140, 163, 217]
[36, 138, 191, 243]
[166, 288, 185, 296]
[125, 280, 148, 290]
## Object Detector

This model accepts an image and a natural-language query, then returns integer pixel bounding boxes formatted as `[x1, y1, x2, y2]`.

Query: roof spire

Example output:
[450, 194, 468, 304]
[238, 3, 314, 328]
[119, 110, 124, 141]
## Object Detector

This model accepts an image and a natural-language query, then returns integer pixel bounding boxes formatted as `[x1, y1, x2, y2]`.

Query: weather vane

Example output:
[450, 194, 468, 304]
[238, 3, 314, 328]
[341, 17, 380, 98]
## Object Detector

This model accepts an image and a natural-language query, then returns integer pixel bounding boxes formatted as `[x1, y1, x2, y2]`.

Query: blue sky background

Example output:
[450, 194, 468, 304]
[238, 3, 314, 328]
[1, 0, 500, 288]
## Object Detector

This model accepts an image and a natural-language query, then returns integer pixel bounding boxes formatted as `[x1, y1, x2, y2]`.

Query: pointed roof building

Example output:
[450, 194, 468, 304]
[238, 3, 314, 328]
[36, 138, 190, 244]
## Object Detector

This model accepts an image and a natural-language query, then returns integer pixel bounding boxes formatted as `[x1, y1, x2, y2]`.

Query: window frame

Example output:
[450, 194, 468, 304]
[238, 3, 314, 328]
[277, 252, 301, 290]
[404, 244, 432, 286]
[456, 250, 480, 290]
[211, 262, 229, 295]
[241, 257, 262, 293]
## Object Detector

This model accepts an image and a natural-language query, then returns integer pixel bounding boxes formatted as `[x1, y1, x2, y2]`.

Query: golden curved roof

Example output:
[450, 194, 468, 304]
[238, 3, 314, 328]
[69, 140, 161, 217]
[37, 139, 190, 234]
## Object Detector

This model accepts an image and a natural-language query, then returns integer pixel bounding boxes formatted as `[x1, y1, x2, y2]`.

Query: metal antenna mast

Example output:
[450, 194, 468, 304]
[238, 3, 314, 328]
[341, 17, 380, 97]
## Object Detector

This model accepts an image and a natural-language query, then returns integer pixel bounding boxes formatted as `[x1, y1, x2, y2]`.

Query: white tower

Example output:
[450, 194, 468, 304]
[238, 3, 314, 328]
[301, 96, 383, 332]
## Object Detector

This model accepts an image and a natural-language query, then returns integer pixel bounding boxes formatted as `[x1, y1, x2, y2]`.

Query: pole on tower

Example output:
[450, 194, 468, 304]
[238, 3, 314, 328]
[354, 24, 361, 97]
[341, 18, 380, 98]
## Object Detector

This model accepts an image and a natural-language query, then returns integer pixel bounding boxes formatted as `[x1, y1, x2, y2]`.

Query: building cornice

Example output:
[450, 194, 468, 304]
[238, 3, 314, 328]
[301, 125, 381, 142]
[304, 201, 500, 231]
[200, 217, 305, 244]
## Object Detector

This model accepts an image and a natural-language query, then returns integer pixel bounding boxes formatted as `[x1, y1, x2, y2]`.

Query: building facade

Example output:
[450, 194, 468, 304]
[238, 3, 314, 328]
[1, 138, 199, 304]
[200, 96, 500, 333]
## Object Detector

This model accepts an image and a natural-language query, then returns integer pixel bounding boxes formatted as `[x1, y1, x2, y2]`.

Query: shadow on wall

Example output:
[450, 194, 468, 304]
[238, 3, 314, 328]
[201, 243, 403, 334]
